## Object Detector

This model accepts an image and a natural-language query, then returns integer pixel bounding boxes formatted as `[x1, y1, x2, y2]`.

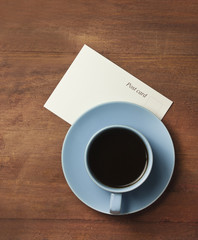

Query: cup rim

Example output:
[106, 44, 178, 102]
[84, 125, 153, 193]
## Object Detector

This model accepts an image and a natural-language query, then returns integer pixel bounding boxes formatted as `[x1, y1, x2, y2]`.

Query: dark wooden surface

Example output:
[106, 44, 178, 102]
[0, 0, 198, 239]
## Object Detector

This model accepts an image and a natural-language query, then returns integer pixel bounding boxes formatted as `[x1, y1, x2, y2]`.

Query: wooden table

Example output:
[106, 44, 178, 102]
[0, 0, 197, 239]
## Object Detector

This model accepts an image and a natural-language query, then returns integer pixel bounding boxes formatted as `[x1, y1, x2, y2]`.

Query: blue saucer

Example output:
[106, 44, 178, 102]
[61, 102, 175, 215]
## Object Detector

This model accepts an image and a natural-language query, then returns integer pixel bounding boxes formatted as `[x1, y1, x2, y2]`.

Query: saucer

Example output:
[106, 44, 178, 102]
[61, 102, 175, 215]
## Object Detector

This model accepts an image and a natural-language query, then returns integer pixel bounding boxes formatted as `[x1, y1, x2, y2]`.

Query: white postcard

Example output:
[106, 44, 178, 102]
[44, 45, 173, 124]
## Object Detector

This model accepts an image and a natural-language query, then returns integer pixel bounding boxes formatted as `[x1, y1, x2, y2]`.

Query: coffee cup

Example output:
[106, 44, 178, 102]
[85, 125, 153, 214]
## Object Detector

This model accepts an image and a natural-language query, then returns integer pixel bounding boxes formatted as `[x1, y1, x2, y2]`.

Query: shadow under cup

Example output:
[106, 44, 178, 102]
[85, 125, 153, 214]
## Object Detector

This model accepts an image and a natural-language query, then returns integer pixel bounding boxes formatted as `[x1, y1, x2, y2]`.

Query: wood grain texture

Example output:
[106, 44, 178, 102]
[0, 220, 198, 240]
[0, 0, 198, 239]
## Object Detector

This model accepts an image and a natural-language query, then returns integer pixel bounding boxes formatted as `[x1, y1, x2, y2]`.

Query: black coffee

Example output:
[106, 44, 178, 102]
[87, 127, 148, 188]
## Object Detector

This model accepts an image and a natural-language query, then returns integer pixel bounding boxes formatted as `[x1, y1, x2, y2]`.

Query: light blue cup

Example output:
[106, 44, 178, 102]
[84, 125, 153, 215]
